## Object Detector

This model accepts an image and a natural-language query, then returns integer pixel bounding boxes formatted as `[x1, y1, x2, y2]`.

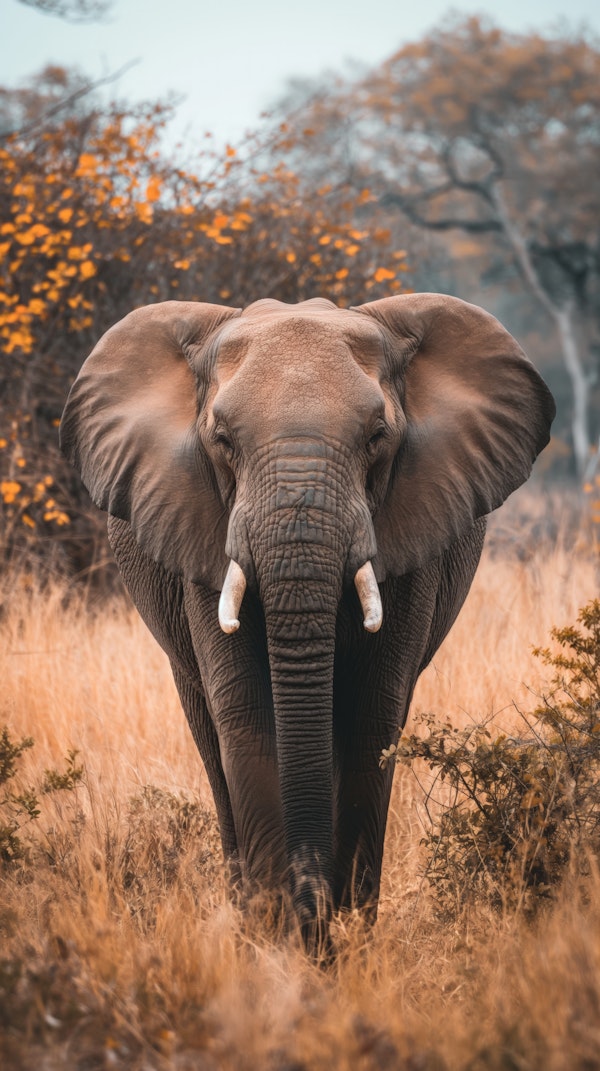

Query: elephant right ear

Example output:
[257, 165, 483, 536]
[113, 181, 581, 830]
[352, 293, 556, 578]
[60, 300, 241, 587]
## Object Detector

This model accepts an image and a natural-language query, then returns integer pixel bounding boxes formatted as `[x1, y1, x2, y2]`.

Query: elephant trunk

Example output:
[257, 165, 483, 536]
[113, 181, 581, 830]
[259, 548, 341, 947]
[228, 440, 379, 948]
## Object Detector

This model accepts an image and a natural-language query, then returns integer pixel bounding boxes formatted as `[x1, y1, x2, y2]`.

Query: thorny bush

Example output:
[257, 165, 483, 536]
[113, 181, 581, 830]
[381, 599, 600, 913]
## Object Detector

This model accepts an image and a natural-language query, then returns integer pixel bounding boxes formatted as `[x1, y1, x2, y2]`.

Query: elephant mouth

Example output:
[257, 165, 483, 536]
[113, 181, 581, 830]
[218, 556, 382, 635]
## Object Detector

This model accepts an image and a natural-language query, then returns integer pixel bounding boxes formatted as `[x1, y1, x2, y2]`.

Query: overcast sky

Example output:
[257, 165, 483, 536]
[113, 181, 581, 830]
[4, 0, 600, 149]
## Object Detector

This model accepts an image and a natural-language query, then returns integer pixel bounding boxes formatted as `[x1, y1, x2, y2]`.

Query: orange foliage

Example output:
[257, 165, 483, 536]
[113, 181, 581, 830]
[0, 82, 408, 576]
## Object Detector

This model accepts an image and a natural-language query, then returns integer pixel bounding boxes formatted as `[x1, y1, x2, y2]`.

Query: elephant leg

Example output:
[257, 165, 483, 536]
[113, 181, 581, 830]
[107, 518, 241, 881]
[332, 574, 436, 916]
[333, 660, 404, 917]
[170, 665, 240, 886]
[182, 581, 287, 892]
[333, 726, 397, 918]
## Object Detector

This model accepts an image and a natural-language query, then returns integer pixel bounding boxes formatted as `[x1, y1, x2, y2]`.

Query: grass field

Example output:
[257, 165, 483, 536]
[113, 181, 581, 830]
[1, 491, 599, 1070]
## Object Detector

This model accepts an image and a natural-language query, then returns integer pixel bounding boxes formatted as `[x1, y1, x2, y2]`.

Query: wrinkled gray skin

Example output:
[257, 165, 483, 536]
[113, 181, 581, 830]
[60, 294, 555, 950]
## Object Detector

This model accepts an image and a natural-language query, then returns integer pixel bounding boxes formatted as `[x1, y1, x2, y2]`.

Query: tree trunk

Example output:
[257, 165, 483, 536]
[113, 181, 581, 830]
[492, 186, 592, 477]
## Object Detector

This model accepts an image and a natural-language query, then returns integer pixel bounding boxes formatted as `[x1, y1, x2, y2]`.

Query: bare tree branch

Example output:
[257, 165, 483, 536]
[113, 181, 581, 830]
[380, 189, 503, 233]
[15, 0, 111, 22]
[0, 60, 139, 142]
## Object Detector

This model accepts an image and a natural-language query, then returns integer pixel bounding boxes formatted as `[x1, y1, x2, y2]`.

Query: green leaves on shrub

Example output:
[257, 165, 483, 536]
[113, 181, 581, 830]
[382, 599, 600, 913]
[0, 727, 83, 864]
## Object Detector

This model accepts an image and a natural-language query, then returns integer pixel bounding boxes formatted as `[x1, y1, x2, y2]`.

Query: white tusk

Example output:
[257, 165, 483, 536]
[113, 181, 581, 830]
[354, 560, 383, 633]
[218, 560, 247, 634]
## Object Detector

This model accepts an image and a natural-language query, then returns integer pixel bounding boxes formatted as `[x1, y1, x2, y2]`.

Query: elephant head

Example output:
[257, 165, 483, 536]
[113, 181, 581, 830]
[60, 294, 555, 935]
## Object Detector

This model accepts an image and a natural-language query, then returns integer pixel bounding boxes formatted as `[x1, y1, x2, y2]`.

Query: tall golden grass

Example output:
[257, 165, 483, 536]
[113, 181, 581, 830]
[1, 491, 599, 1070]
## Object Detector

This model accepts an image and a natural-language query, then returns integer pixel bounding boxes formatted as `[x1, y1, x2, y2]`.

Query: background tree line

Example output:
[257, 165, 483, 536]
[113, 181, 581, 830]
[1, 14, 599, 581]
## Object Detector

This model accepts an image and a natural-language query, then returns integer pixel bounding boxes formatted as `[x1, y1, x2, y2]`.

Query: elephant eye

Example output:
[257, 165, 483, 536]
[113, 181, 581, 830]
[214, 429, 234, 457]
[366, 427, 386, 454]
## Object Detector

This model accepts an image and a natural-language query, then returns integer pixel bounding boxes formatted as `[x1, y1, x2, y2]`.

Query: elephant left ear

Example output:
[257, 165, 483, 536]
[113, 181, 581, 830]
[352, 293, 556, 578]
[60, 300, 241, 587]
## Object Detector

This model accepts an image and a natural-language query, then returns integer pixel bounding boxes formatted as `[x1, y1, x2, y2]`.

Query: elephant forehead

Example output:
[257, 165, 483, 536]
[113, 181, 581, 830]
[216, 313, 385, 381]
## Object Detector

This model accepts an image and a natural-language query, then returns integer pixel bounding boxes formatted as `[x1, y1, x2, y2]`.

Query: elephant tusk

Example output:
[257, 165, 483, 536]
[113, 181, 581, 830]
[218, 559, 247, 634]
[354, 560, 383, 633]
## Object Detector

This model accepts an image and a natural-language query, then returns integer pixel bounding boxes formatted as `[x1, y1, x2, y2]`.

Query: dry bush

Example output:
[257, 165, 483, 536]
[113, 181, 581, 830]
[386, 595, 600, 913]
[1, 496, 599, 1069]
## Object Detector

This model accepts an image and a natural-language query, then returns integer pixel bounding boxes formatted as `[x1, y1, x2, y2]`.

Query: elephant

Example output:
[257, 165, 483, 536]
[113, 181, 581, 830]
[60, 293, 555, 950]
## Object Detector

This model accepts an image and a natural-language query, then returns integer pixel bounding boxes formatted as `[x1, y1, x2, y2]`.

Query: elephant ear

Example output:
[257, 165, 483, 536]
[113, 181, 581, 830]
[60, 300, 241, 587]
[352, 293, 555, 578]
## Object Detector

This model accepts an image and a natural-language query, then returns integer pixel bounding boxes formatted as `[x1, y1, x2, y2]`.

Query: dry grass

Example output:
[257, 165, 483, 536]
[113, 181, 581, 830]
[1, 491, 599, 1070]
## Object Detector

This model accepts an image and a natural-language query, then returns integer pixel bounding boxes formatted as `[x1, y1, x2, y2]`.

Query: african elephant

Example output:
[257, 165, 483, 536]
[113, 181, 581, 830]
[60, 294, 555, 949]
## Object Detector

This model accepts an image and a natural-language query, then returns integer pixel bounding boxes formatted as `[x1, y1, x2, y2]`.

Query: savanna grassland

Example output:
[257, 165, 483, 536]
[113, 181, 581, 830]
[1, 491, 599, 1071]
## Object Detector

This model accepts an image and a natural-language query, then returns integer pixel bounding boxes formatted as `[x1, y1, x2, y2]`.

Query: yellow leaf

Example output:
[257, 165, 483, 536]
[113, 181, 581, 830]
[44, 510, 70, 525]
[225, 145, 236, 158]
[5, 329, 33, 352]
[1, 480, 21, 503]
[344, 245, 360, 257]
[22, 514, 35, 528]
[335, 268, 349, 279]
[374, 267, 396, 282]
[146, 176, 162, 203]
[135, 202, 153, 224]
[13, 182, 34, 198]
[285, 252, 297, 263]
[76, 154, 99, 177]
[58, 208, 73, 223]
[79, 261, 97, 280]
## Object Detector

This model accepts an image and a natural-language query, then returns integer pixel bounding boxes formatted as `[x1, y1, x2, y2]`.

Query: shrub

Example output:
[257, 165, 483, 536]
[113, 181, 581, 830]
[0, 726, 83, 864]
[381, 599, 600, 913]
[120, 784, 222, 910]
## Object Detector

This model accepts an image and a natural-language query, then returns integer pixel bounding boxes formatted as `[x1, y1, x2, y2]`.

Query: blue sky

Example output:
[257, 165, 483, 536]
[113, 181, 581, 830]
[4, 0, 600, 149]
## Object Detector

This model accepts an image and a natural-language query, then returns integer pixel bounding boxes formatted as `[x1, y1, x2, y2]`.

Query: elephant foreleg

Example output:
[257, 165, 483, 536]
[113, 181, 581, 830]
[170, 665, 241, 886]
[332, 574, 436, 916]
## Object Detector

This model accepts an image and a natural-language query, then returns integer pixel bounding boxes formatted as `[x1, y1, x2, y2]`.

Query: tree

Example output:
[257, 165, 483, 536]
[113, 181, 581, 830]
[273, 17, 600, 477]
[0, 70, 407, 578]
